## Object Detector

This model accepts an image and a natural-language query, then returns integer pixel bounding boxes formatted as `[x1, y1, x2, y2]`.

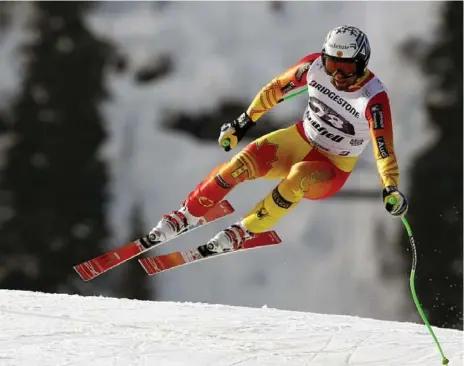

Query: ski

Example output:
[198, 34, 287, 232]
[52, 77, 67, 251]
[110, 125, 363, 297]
[73, 200, 235, 281]
[138, 230, 282, 276]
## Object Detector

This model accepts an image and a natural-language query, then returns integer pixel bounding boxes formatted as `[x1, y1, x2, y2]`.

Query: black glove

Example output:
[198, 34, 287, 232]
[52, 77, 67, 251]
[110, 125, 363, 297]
[382, 186, 408, 217]
[218, 112, 255, 152]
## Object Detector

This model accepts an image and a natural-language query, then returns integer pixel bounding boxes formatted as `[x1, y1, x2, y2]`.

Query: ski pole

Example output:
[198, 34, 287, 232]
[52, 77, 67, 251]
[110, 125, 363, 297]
[388, 197, 449, 365]
[277, 86, 308, 103]
[221, 87, 309, 149]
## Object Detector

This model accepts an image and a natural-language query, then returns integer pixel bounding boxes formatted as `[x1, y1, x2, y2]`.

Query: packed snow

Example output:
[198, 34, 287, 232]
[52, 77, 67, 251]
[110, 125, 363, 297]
[0, 290, 462, 366]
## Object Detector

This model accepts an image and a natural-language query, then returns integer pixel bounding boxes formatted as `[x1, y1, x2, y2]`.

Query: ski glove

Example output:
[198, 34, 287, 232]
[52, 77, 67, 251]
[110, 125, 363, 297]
[218, 112, 255, 152]
[383, 186, 408, 217]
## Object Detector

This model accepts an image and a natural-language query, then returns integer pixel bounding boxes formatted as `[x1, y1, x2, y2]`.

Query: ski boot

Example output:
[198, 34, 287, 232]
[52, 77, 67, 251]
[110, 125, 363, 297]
[198, 222, 252, 257]
[148, 206, 200, 244]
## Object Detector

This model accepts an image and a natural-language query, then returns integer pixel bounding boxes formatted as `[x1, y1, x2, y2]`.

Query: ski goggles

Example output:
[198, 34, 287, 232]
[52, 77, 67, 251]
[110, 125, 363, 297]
[323, 56, 357, 78]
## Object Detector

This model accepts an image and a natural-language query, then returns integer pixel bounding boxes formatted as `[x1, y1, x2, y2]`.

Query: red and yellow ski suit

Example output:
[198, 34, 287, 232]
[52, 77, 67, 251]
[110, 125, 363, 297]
[184, 53, 400, 233]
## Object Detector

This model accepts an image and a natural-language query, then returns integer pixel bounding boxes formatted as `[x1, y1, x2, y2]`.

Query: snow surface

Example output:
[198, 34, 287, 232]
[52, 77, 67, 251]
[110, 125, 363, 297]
[0, 290, 462, 366]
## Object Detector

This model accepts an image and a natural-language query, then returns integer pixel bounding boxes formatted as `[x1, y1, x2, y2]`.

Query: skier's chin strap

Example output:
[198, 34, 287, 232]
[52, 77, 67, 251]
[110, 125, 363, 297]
[348, 69, 371, 90]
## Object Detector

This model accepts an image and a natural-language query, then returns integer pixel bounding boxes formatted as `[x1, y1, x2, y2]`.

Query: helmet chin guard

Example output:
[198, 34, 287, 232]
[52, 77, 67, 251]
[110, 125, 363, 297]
[322, 25, 371, 78]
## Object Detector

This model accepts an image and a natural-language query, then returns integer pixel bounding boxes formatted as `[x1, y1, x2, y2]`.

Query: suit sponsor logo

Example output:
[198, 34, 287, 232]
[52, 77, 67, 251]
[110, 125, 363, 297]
[307, 115, 345, 143]
[214, 174, 232, 189]
[198, 196, 215, 208]
[350, 138, 364, 146]
[371, 103, 384, 130]
[236, 113, 250, 128]
[308, 80, 360, 118]
[295, 62, 311, 82]
[376, 136, 389, 158]
[272, 187, 292, 209]
[281, 81, 295, 93]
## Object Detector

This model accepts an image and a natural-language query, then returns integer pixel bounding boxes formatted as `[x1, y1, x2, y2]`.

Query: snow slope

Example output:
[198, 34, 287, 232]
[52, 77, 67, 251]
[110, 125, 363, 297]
[0, 291, 462, 366]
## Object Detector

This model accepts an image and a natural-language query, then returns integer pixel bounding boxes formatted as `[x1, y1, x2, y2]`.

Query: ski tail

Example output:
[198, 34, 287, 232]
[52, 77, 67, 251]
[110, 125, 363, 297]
[73, 200, 235, 281]
[139, 230, 282, 276]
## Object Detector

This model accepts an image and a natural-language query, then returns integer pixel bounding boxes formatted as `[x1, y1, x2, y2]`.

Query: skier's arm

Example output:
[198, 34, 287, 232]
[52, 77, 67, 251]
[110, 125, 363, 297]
[366, 92, 408, 216]
[366, 91, 399, 188]
[246, 53, 320, 122]
[218, 53, 320, 151]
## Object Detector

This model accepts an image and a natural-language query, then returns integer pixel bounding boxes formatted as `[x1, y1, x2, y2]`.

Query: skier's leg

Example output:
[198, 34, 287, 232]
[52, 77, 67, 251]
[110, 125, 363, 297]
[151, 124, 309, 242]
[241, 159, 350, 233]
[200, 147, 354, 255]
[184, 124, 311, 217]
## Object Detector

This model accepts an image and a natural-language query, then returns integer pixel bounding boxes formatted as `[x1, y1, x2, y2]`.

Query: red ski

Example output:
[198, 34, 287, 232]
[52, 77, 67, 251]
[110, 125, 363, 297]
[138, 230, 282, 276]
[73, 200, 234, 281]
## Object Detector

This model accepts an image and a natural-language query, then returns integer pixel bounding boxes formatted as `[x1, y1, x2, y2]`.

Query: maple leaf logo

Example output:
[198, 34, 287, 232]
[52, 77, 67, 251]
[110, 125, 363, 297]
[255, 139, 279, 175]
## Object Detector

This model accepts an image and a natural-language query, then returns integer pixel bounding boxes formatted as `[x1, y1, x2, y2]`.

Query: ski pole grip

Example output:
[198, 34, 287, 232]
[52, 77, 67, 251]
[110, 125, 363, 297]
[388, 197, 397, 205]
[221, 139, 230, 148]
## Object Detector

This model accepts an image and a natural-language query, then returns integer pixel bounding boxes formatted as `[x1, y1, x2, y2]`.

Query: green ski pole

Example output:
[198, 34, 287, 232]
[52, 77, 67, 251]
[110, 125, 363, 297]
[388, 197, 449, 365]
[277, 86, 308, 103]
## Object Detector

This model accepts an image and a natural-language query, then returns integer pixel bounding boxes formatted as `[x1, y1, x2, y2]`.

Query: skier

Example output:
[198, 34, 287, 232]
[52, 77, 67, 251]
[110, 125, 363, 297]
[150, 25, 408, 256]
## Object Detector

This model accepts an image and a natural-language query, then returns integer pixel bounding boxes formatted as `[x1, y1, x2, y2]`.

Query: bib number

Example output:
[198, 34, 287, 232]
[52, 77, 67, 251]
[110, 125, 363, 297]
[309, 96, 355, 135]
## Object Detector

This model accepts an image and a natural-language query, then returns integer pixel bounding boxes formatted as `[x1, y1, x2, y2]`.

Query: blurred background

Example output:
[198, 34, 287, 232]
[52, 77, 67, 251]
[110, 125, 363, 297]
[0, 1, 461, 330]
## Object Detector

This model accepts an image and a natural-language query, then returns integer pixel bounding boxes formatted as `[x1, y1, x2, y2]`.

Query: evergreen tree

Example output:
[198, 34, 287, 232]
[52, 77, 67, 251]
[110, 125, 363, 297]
[399, 2, 463, 329]
[0, 2, 111, 293]
[117, 203, 152, 300]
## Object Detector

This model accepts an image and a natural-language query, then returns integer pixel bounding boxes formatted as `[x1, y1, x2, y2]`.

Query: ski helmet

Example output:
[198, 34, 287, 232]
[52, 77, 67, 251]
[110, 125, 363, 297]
[321, 25, 371, 77]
